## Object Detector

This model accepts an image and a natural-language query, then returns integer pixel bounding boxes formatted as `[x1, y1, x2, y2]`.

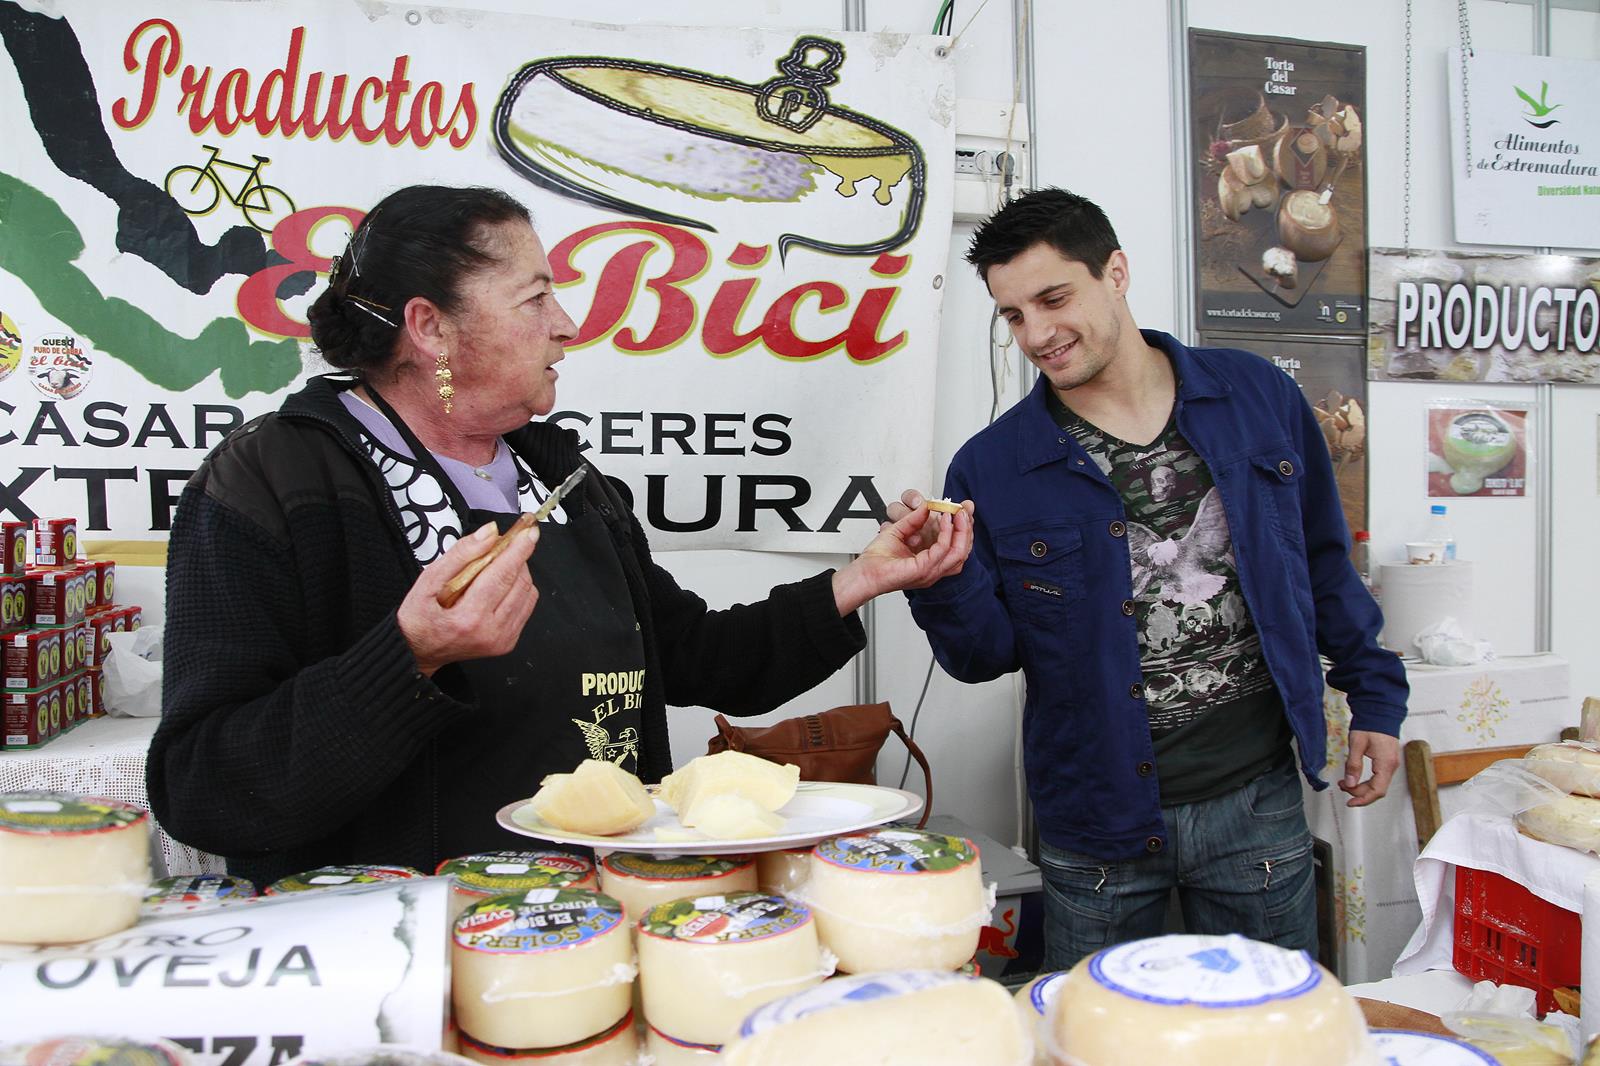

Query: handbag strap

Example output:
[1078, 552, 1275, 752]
[889, 715, 933, 829]
[709, 712, 933, 829]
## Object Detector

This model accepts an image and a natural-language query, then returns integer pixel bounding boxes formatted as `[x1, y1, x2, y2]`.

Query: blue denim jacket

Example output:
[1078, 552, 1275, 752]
[907, 330, 1407, 860]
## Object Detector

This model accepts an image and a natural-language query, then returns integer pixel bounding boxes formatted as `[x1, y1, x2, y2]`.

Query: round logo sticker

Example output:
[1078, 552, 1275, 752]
[28, 334, 92, 399]
[0, 792, 146, 834]
[10, 535, 23, 571]
[453, 888, 624, 953]
[1088, 934, 1320, 1009]
[639, 892, 808, 945]
[814, 829, 977, 874]
[440, 850, 595, 892]
[0, 311, 21, 381]
[603, 852, 752, 880]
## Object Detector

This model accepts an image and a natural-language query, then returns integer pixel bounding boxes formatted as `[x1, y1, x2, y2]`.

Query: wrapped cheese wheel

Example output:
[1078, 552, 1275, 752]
[452, 888, 633, 1051]
[1515, 791, 1600, 855]
[456, 1012, 638, 1065]
[1046, 934, 1376, 1066]
[143, 873, 257, 916]
[264, 864, 424, 894]
[636, 891, 830, 1045]
[438, 850, 597, 919]
[1369, 1030, 1500, 1064]
[1524, 742, 1600, 798]
[800, 828, 989, 972]
[597, 851, 755, 926]
[0, 791, 150, 944]
[0, 1037, 192, 1065]
[644, 1027, 722, 1064]
[722, 970, 1032, 1066]
[1013, 971, 1067, 1066]
[756, 848, 812, 895]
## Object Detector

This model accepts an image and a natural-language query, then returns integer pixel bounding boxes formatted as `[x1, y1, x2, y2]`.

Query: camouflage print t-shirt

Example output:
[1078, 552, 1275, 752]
[1047, 390, 1293, 804]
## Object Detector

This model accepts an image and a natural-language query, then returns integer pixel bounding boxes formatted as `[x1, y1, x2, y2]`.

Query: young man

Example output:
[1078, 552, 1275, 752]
[898, 188, 1406, 969]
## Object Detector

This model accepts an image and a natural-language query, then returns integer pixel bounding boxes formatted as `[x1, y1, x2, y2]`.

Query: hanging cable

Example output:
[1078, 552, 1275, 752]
[1403, 0, 1414, 251]
[1457, 0, 1475, 180]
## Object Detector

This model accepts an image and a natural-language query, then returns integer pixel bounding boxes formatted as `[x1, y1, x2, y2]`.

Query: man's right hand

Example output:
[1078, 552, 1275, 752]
[397, 521, 540, 676]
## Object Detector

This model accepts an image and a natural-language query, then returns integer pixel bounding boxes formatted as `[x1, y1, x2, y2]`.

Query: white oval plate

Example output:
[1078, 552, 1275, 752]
[496, 780, 925, 855]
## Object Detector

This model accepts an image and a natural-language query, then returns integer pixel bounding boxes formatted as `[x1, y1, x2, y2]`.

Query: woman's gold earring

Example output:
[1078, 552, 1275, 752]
[435, 351, 454, 414]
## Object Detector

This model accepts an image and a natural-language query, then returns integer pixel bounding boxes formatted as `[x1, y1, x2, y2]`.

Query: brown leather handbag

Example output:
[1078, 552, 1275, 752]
[707, 702, 932, 829]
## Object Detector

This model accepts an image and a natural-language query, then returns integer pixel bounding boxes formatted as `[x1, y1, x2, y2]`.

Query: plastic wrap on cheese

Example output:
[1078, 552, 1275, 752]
[795, 828, 989, 973]
[721, 970, 1032, 1066]
[1525, 742, 1600, 799]
[637, 891, 831, 1046]
[0, 791, 150, 944]
[452, 888, 633, 1051]
[1045, 934, 1380, 1066]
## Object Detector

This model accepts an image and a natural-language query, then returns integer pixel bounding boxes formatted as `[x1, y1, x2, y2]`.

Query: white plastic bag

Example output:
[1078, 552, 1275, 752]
[102, 627, 163, 717]
[1415, 615, 1496, 666]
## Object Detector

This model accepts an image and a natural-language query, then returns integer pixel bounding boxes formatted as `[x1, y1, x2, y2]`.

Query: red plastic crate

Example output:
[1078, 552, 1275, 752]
[1453, 866, 1581, 1015]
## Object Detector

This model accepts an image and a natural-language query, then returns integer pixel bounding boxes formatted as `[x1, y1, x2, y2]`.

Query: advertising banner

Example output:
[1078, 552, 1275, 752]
[0, 880, 451, 1063]
[1368, 247, 1600, 384]
[0, 1, 954, 552]
[1189, 30, 1367, 334]
[1448, 48, 1600, 250]
[1200, 331, 1366, 536]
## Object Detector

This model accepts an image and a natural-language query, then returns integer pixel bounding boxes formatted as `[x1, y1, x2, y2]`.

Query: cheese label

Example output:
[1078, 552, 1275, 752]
[439, 849, 593, 891]
[640, 891, 808, 944]
[1088, 934, 1320, 1008]
[453, 888, 624, 953]
[6, 1037, 188, 1066]
[143, 874, 257, 914]
[0, 791, 146, 834]
[264, 864, 423, 894]
[738, 970, 966, 1038]
[814, 829, 977, 874]
[648, 1025, 722, 1051]
[1026, 971, 1068, 1017]
[1369, 1030, 1499, 1064]
[604, 851, 752, 880]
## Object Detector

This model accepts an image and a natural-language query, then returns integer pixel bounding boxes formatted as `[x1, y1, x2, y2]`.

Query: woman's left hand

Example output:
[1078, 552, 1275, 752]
[830, 498, 974, 615]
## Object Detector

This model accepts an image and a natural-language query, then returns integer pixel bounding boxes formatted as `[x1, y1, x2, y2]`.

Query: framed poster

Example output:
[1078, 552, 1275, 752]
[1201, 331, 1366, 536]
[1189, 30, 1367, 334]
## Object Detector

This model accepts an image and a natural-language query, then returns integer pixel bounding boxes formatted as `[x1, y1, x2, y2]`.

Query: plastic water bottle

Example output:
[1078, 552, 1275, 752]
[1427, 504, 1457, 562]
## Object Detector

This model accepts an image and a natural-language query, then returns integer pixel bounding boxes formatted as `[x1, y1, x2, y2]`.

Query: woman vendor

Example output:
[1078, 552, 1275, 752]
[147, 185, 971, 886]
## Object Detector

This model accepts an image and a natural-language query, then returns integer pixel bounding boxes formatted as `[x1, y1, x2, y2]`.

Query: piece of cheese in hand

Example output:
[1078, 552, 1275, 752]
[598, 852, 757, 927]
[637, 892, 826, 1046]
[530, 759, 656, 836]
[0, 791, 150, 944]
[659, 750, 798, 820]
[1524, 743, 1600, 798]
[681, 793, 784, 839]
[1047, 934, 1377, 1066]
[926, 498, 963, 514]
[721, 971, 1033, 1066]
[805, 828, 987, 973]
[452, 888, 632, 1050]
[1516, 792, 1600, 855]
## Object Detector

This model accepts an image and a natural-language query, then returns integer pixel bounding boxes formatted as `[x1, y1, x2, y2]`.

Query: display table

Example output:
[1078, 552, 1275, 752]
[1311, 653, 1570, 983]
[0, 715, 223, 877]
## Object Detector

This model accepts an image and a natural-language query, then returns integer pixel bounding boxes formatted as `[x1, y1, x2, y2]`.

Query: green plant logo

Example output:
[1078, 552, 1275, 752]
[1515, 81, 1562, 129]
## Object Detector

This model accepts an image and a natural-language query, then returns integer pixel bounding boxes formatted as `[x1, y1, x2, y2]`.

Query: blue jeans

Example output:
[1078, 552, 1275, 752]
[1037, 758, 1317, 972]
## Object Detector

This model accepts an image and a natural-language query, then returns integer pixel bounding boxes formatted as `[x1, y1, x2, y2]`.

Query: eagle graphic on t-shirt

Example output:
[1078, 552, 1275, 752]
[1125, 487, 1232, 607]
[572, 705, 640, 767]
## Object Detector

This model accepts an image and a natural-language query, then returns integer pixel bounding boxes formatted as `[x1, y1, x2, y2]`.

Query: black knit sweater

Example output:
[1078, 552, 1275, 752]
[147, 375, 866, 886]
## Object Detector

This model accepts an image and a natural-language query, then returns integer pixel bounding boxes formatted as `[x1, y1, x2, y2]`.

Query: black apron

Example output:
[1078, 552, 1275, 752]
[363, 388, 646, 861]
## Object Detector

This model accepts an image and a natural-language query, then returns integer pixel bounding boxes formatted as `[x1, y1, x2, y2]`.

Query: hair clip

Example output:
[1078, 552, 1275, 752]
[347, 294, 398, 329]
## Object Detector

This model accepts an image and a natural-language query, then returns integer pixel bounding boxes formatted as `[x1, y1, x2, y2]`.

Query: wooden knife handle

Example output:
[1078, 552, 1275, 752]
[435, 513, 537, 608]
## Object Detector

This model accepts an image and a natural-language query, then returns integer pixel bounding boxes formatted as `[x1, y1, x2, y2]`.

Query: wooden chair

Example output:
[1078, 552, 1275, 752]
[1404, 726, 1581, 850]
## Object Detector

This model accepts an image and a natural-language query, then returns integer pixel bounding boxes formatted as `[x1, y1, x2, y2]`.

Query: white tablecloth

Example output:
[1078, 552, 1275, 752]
[0, 715, 223, 876]
[1310, 653, 1571, 983]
